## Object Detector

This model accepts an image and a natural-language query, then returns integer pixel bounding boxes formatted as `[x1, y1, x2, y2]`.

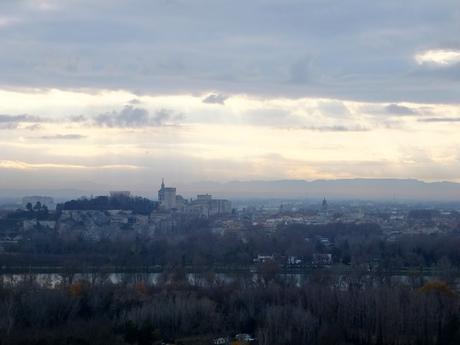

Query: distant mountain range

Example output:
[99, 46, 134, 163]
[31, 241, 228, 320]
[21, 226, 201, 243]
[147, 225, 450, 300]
[1, 179, 460, 202]
[179, 179, 460, 201]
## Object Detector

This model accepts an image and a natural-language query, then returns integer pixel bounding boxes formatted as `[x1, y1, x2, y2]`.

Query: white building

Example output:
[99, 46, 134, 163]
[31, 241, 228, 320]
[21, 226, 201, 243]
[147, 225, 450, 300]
[187, 194, 232, 217]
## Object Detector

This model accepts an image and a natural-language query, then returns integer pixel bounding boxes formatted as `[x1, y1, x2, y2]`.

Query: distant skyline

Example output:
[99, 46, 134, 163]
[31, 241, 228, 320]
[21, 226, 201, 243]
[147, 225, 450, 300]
[2, 179, 460, 203]
[1, 1, 460, 190]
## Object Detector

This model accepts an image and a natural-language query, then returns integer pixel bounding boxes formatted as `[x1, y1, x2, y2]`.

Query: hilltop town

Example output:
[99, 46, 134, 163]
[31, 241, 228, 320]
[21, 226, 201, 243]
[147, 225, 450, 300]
[1, 181, 460, 273]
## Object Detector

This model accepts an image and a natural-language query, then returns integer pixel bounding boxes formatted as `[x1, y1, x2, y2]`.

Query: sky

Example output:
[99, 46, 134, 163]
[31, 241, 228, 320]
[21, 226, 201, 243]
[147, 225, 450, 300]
[1, 0, 460, 194]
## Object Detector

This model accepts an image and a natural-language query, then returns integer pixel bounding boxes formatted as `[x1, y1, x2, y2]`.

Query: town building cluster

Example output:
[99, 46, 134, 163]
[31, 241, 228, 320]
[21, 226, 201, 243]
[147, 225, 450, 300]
[0, 180, 233, 244]
[158, 179, 232, 216]
[1, 184, 460, 269]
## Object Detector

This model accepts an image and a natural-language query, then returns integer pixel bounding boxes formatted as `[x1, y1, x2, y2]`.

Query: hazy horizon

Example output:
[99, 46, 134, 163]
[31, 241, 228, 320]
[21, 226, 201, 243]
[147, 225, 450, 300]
[1, 178, 460, 202]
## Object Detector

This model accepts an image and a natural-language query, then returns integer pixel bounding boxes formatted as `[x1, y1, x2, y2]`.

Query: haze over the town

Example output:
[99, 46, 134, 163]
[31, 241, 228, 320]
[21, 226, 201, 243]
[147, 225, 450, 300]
[1, 0, 460, 196]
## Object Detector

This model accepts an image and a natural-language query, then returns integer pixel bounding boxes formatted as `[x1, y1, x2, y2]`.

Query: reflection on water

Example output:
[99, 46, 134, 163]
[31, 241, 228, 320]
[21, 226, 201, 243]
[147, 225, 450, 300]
[0, 272, 236, 288]
[1, 272, 458, 289]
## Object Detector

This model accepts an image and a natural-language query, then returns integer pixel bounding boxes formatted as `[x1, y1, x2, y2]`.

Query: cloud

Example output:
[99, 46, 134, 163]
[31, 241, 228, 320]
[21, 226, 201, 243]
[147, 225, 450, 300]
[384, 104, 417, 115]
[0, 123, 19, 130]
[0, 160, 140, 170]
[0, 114, 44, 123]
[0, 2, 459, 103]
[303, 125, 369, 132]
[415, 50, 460, 66]
[317, 101, 350, 117]
[244, 109, 303, 128]
[153, 109, 184, 126]
[24, 124, 42, 131]
[68, 115, 86, 123]
[419, 117, 460, 123]
[39, 134, 86, 140]
[202, 94, 228, 105]
[0, 160, 85, 170]
[94, 106, 149, 127]
[93, 106, 183, 128]
[128, 98, 142, 105]
[0, 114, 47, 130]
[361, 103, 418, 117]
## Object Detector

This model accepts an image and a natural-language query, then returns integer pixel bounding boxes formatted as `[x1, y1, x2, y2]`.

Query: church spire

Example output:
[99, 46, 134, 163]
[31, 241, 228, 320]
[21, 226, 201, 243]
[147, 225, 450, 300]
[322, 197, 328, 210]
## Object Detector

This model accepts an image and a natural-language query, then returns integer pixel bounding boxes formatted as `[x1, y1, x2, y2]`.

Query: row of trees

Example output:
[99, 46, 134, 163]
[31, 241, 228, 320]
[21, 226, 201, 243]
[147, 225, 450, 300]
[0, 273, 460, 345]
[57, 195, 157, 215]
[1, 202, 53, 223]
[3, 221, 460, 272]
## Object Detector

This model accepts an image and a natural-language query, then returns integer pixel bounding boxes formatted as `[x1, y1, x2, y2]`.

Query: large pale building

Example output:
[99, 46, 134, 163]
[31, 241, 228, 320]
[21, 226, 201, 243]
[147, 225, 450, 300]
[158, 179, 176, 210]
[157, 180, 231, 215]
[187, 194, 232, 217]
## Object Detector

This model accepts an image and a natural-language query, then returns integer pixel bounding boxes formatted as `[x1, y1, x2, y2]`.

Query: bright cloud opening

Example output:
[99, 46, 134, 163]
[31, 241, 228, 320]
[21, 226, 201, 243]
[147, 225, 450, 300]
[415, 49, 460, 66]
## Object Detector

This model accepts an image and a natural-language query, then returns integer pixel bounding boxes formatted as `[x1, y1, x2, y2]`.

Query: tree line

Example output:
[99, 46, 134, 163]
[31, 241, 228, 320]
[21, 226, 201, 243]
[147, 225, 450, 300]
[2, 221, 460, 274]
[1, 270, 460, 345]
[57, 195, 157, 215]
